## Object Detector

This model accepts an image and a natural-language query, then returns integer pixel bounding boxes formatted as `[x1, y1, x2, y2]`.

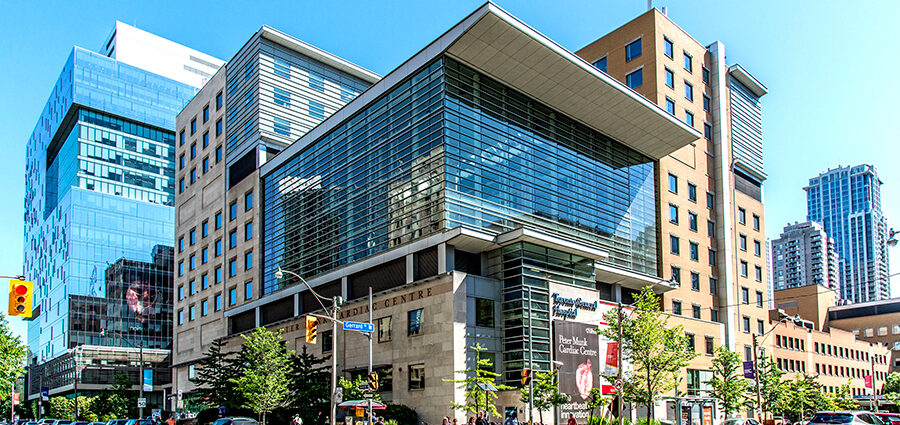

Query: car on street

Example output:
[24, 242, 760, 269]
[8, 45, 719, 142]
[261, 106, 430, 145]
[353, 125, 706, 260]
[809, 412, 884, 425]
[721, 419, 761, 425]
[89, 422, 107, 425]
[210, 418, 258, 425]
[106, 420, 128, 425]
[124, 420, 153, 425]
[874, 414, 900, 425]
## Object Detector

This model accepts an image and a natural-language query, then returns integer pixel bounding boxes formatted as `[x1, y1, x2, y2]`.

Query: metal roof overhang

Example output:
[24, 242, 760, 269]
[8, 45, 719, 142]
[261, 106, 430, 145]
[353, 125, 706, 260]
[595, 262, 676, 294]
[728, 64, 767, 97]
[263, 2, 701, 176]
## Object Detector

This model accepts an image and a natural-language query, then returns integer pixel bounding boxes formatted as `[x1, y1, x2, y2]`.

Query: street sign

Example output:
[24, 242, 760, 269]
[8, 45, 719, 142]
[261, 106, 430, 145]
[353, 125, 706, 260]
[355, 408, 364, 417]
[334, 387, 343, 404]
[137, 398, 147, 408]
[12, 393, 19, 405]
[343, 321, 374, 332]
[41, 387, 49, 401]
[742, 361, 755, 379]
[358, 382, 372, 391]
[614, 379, 623, 391]
[218, 406, 226, 416]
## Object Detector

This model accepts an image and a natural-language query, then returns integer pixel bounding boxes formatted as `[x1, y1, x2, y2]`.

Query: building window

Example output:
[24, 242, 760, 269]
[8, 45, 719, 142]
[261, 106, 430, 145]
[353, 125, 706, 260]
[664, 37, 673, 58]
[201, 247, 208, 264]
[711, 309, 719, 322]
[191, 142, 197, 159]
[215, 212, 223, 229]
[378, 316, 392, 342]
[685, 111, 694, 127]
[692, 304, 701, 319]
[179, 130, 185, 146]
[203, 132, 209, 148]
[215, 294, 222, 311]
[191, 118, 197, 135]
[202, 274, 208, 289]
[216, 91, 223, 110]
[740, 261, 748, 277]
[189, 255, 196, 270]
[688, 212, 698, 232]
[189, 280, 195, 295]
[178, 310, 183, 325]
[684, 81, 693, 101]
[408, 309, 424, 336]
[703, 94, 711, 112]
[215, 239, 222, 257]
[203, 106, 210, 123]
[593, 57, 607, 73]
[245, 281, 253, 300]
[409, 363, 425, 390]
[688, 183, 697, 202]
[245, 251, 253, 270]
[215, 266, 222, 284]
[753, 214, 761, 231]
[705, 336, 714, 355]
[322, 330, 333, 353]
[273, 116, 291, 136]
[690, 272, 700, 291]
[707, 192, 715, 210]
[672, 301, 682, 315]
[624, 68, 644, 89]
[741, 287, 749, 304]
[683, 52, 692, 72]
[178, 237, 184, 253]
[178, 286, 184, 301]
[708, 249, 717, 266]
[190, 168, 197, 183]
[707, 220, 716, 238]
[625, 38, 642, 61]
[273, 87, 291, 108]
[216, 146, 222, 163]
[710, 277, 718, 295]
[755, 266, 762, 282]
[216, 118, 223, 136]
[245, 221, 253, 240]
[475, 298, 494, 327]
[229, 287, 237, 306]
[189, 305, 195, 321]
[668, 173, 678, 193]
[245, 192, 253, 210]
[670, 235, 680, 255]
[671, 266, 681, 285]
[757, 320, 765, 335]
[754, 240, 761, 256]
[686, 333, 695, 351]
[738, 207, 746, 224]
[666, 98, 675, 115]
[309, 101, 325, 119]
[669, 204, 679, 224]
[202, 221, 208, 238]
[229, 230, 237, 248]
[309, 72, 325, 91]
[274, 58, 290, 78]
[201, 300, 208, 316]
[179, 154, 185, 170]
[229, 259, 237, 277]
[704, 123, 712, 140]
[742, 316, 750, 333]
[665, 68, 674, 88]
[179, 178, 185, 193]
[689, 242, 699, 261]
[702, 67, 710, 84]
[739, 234, 747, 251]
[230, 202, 237, 220]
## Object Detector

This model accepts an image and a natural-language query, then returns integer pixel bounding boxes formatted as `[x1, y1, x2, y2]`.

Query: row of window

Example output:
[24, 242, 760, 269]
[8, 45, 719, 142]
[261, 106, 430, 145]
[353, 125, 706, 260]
[775, 334, 805, 351]
[815, 362, 885, 381]
[854, 324, 900, 338]
[177, 281, 252, 325]
[741, 315, 766, 335]
[178, 145, 223, 193]
[180, 90, 223, 142]
[684, 333, 716, 356]
[740, 287, 765, 307]
[671, 298, 718, 323]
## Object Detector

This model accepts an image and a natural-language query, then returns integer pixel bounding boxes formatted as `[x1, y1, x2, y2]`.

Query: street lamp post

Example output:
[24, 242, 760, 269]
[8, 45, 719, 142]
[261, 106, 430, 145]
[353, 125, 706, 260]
[275, 267, 342, 425]
[100, 327, 146, 418]
[524, 285, 533, 425]
[752, 314, 791, 421]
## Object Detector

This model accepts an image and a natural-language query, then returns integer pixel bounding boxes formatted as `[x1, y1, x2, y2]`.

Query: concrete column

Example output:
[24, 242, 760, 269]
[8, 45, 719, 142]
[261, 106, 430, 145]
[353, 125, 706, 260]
[406, 253, 414, 283]
[341, 276, 349, 299]
[255, 306, 261, 327]
[294, 293, 300, 316]
[438, 243, 447, 274]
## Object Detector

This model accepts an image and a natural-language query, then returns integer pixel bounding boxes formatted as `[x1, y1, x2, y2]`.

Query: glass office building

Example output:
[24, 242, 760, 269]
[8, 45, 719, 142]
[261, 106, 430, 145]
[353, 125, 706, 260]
[805, 164, 890, 302]
[23, 26, 219, 401]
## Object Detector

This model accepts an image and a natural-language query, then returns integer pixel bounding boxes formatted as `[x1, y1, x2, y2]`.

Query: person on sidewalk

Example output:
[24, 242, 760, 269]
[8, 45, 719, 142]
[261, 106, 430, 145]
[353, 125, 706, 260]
[475, 412, 488, 425]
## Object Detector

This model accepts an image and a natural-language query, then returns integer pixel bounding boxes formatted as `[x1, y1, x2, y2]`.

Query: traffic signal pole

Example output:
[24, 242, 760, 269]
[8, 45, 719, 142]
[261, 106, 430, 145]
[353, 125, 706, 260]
[368, 287, 373, 425]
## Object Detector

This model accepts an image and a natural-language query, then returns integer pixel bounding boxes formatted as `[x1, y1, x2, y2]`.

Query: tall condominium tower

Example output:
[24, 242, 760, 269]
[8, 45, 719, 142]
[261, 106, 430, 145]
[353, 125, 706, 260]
[23, 22, 222, 408]
[805, 164, 890, 303]
[575, 7, 769, 396]
[770, 221, 839, 291]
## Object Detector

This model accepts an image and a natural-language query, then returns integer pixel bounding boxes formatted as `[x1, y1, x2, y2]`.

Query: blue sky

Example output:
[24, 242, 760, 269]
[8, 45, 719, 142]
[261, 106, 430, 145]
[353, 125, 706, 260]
[1, 0, 898, 340]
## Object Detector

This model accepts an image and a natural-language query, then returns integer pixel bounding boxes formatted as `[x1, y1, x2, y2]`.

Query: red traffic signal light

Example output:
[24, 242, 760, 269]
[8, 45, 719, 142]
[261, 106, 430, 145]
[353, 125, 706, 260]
[8, 280, 33, 318]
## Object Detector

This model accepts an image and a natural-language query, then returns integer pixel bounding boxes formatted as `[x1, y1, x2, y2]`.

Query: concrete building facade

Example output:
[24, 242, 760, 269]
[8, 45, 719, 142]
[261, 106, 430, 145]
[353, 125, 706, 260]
[770, 221, 839, 292]
[828, 299, 900, 375]
[805, 164, 890, 303]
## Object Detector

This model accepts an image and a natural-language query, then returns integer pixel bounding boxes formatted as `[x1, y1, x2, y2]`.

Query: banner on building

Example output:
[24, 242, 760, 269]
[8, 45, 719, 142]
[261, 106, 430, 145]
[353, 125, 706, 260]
[554, 321, 600, 425]
[742, 361, 755, 379]
[604, 342, 619, 376]
[865, 374, 874, 389]
[702, 406, 712, 425]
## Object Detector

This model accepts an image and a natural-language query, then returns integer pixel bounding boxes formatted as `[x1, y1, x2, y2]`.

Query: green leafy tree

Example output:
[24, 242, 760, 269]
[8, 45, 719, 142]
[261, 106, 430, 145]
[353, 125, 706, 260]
[231, 327, 293, 425]
[782, 375, 832, 422]
[827, 381, 858, 410]
[598, 286, 697, 418]
[0, 316, 26, 403]
[339, 375, 383, 402]
[193, 339, 244, 410]
[288, 346, 331, 425]
[706, 346, 749, 416]
[48, 396, 74, 419]
[520, 369, 568, 424]
[383, 404, 419, 425]
[585, 387, 609, 425]
[756, 355, 786, 419]
[884, 372, 900, 405]
[444, 344, 512, 419]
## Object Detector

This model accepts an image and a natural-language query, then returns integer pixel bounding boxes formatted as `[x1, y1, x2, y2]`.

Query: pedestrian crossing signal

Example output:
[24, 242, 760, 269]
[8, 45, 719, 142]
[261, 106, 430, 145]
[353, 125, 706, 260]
[8, 280, 32, 318]
[305, 315, 318, 344]
[369, 372, 379, 391]
[521, 368, 530, 386]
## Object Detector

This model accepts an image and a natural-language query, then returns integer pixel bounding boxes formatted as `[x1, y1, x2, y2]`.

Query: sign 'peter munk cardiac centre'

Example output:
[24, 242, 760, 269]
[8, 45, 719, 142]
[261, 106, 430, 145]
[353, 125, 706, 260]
[552, 293, 598, 319]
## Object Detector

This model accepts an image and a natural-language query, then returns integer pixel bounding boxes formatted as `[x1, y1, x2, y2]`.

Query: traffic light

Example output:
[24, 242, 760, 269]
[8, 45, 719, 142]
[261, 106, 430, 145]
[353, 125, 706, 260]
[8, 280, 32, 318]
[369, 372, 379, 391]
[521, 368, 530, 386]
[305, 315, 318, 344]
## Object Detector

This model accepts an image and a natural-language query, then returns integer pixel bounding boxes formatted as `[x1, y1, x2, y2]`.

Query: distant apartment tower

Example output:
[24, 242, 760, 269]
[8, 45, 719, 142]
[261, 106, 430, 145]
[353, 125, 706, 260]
[170, 26, 377, 401]
[23, 21, 222, 406]
[770, 221, 839, 291]
[805, 164, 890, 302]
[575, 7, 770, 394]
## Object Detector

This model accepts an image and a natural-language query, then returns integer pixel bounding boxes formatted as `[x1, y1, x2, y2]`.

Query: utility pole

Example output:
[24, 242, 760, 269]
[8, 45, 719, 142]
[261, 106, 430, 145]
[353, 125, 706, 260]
[752, 335, 761, 421]
[616, 302, 623, 425]
[526, 286, 533, 425]
[872, 354, 879, 412]
[368, 287, 373, 425]
[331, 296, 341, 425]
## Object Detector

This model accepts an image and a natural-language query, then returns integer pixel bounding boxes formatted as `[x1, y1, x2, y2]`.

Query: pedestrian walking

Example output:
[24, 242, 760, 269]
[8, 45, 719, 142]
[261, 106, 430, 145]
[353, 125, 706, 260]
[567, 414, 576, 425]
[467, 417, 475, 425]
[476, 412, 488, 425]
[291, 414, 303, 425]
[504, 412, 519, 425]
[376, 417, 385, 425]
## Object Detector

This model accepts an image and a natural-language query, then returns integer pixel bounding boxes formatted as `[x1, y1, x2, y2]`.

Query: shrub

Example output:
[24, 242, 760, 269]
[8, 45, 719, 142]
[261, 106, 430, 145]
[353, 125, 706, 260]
[383, 404, 419, 425]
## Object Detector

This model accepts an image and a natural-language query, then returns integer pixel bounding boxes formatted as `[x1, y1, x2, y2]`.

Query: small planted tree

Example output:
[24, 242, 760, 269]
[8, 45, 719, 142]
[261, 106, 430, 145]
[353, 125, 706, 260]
[706, 346, 749, 416]
[232, 327, 293, 425]
[445, 344, 512, 419]
[194, 339, 244, 410]
[756, 355, 786, 419]
[520, 369, 568, 424]
[339, 375, 382, 402]
[290, 346, 331, 425]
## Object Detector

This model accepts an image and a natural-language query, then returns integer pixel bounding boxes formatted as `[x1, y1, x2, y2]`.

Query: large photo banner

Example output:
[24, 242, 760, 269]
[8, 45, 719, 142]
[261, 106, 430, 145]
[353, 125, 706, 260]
[554, 321, 600, 425]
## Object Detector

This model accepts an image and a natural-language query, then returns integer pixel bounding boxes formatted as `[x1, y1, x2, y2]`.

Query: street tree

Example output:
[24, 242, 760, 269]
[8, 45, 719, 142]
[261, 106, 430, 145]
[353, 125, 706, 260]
[231, 327, 294, 425]
[0, 316, 26, 402]
[48, 396, 74, 419]
[339, 376, 382, 402]
[706, 346, 749, 416]
[598, 286, 697, 418]
[290, 346, 331, 425]
[756, 355, 786, 420]
[520, 369, 568, 424]
[782, 375, 832, 422]
[193, 339, 244, 409]
[827, 381, 858, 410]
[445, 344, 512, 419]
[585, 387, 609, 425]
[884, 372, 900, 405]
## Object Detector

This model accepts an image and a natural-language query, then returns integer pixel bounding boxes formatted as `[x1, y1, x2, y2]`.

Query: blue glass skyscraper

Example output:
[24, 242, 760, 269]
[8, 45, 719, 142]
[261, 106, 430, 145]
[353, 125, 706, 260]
[805, 164, 890, 302]
[23, 22, 222, 404]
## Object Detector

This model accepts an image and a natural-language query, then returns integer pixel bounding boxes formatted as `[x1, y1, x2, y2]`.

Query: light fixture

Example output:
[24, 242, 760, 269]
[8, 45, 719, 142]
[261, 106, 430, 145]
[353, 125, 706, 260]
[275, 267, 284, 280]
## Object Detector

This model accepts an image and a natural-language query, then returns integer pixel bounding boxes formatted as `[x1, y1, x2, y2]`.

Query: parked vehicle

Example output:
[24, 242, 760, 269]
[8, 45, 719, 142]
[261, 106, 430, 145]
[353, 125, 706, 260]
[809, 412, 883, 425]
[89, 422, 108, 425]
[107, 419, 129, 425]
[874, 414, 900, 425]
[722, 419, 762, 425]
[210, 418, 258, 425]
[125, 420, 153, 425]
